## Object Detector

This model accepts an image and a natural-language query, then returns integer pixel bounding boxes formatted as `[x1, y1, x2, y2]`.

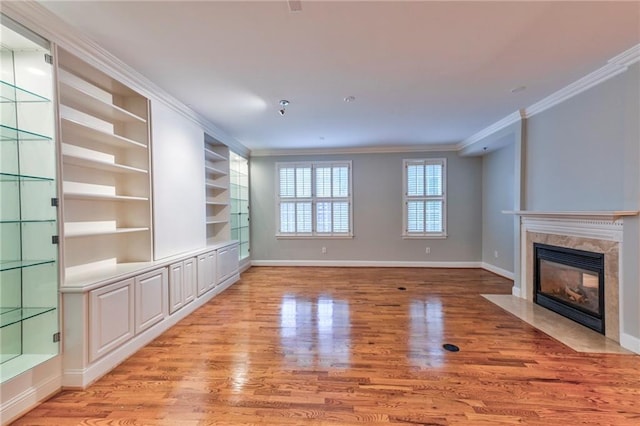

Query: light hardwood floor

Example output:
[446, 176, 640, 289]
[13, 267, 640, 425]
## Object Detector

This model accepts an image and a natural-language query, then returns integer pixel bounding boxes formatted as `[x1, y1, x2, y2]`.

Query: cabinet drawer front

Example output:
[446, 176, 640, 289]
[89, 278, 135, 362]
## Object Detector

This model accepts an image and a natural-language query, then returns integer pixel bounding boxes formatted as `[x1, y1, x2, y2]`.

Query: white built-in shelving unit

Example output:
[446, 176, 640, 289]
[204, 135, 230, 244]
[56, 47, 153, 286]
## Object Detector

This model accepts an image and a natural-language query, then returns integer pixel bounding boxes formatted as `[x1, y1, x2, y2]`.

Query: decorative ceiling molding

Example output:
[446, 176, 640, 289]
[457, 43, 639, 155]
[608, 44, 640, 68]
[456, 110, 524, 152]
[524, 46, 637, 118]
[2, 1, 250, 157]
[250, 143, 458, 157]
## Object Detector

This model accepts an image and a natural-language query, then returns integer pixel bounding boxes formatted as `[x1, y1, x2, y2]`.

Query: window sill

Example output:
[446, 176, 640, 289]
[276, 234, 354, 240]
[402, 233, 448, 240]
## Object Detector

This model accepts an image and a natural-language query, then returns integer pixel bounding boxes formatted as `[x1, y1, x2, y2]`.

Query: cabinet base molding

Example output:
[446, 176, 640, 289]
[62, 273, 239, 389]
[0, 357, 62, 426]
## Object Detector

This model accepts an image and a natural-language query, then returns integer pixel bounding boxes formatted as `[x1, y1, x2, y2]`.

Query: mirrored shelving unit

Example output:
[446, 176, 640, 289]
[0, 15, 59, 383]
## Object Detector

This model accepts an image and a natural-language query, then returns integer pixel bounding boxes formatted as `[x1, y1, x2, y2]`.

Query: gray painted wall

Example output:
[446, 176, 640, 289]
[525, 63, 640, 339]
[250, 151, 483, 263]
[482, 142, 515, 273]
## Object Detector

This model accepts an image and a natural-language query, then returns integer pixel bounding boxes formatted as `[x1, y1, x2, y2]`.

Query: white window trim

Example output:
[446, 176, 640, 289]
[275, 160, 353, 239]
[402, 158, 448, 239]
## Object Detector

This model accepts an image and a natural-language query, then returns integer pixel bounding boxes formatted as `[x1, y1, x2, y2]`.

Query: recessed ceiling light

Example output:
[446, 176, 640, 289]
[344, 96, 356, 103]
[510, 86, 526, 94]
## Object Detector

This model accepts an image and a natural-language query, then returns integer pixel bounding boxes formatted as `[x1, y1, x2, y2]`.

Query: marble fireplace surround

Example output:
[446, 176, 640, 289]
[510, 211, 638, 344]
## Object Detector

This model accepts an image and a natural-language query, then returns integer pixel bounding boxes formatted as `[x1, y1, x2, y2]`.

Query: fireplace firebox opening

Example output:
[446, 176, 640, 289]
[534, 243, 605, 334]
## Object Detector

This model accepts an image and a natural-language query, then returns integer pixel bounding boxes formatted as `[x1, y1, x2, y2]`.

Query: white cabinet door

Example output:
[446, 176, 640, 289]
[135, 268, 168, 334]
[89, 278, 135, 362]
[206, 251, 217, 292]
[197, 254, 208, 297]
[169, 262, 184, 314]
[197, 251, 217, 296]
[216, 244, 239, 284]
[183, 258, 196, 306]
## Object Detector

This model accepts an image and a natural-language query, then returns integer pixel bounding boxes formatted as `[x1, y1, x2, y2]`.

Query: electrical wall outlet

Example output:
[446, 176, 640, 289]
[494, 250, 499, 258]
[322, 247, 327, 254]
[425, 247, 431, 254]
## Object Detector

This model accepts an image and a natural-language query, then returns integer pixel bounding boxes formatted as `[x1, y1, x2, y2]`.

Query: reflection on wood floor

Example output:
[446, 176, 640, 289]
[13, 267, 640, 425]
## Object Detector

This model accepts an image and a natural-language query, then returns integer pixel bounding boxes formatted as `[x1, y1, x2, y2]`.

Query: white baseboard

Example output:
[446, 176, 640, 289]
[251, 260, 483, 268]
[1, 357, 62, 425]
[511, 286, 522, 298]
[62, 274, 238, 389]
[481, 262, 515, 280]
[620, 332, 640, 355]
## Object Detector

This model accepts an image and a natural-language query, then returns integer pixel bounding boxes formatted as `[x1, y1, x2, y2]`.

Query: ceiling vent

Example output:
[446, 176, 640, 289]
[288, 0, 302, 12]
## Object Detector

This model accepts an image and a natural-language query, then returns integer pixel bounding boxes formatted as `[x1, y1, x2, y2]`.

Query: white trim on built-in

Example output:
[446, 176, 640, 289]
[0, 357, 62, 425]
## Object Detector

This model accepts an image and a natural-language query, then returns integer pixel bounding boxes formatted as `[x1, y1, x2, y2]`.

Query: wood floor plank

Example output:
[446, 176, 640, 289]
[11, 267, 640, 425]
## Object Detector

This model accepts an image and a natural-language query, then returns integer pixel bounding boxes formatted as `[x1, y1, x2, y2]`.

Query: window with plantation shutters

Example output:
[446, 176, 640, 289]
[277, 161, 352, 237]
[403, 158, 447, 238]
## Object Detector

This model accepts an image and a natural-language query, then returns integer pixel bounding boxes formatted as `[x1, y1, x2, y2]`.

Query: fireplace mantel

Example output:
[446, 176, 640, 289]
[503, 210, 638, 221]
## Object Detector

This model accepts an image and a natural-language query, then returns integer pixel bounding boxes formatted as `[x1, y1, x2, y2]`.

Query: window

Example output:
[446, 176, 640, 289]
[403, 158, 446, 238]
[277, 161, 352, 237]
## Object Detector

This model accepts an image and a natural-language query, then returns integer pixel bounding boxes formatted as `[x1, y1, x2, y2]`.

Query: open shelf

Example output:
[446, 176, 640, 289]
[59, 81, 147, 124]
[204, 147, 227, 161]
[0, 307, 56, 329]
[63, 154, 148, 174]
[61, 118, 147, 149]
[206, 199, 227, 206]
[1, 124, 52, 142]
[206, 218, 227, 225]
[206, 180, 228, 190]
[64, 192, 148, 202]
[64, 227, 150, 238]
[0, 80, 50, 103]
[205, 165, 226, 176]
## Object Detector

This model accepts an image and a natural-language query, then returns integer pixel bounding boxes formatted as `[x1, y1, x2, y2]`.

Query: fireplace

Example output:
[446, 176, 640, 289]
[534, 243, 605, 334]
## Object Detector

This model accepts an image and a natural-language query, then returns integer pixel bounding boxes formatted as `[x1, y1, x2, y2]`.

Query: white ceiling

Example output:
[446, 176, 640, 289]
[41, 1, 640, 152]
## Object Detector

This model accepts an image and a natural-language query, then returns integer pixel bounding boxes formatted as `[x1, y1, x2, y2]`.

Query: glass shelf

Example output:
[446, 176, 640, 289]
[0, 124, 52, 142]
[0, 260, 56, 272]
[0, 172, 55, 182]
[0, 80, 50, 103]
[0, 219, 56, 224]
[0, 307, 56, 329]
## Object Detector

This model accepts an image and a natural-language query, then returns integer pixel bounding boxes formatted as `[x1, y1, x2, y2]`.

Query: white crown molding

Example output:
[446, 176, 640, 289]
[2, 1, 250, 158]
[250, 143, 458, 157]
[608, 44, 640, 68]
[524, 61, 630, 118]
[457, 110, 525, 151]
[457, 43, 640, 152]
